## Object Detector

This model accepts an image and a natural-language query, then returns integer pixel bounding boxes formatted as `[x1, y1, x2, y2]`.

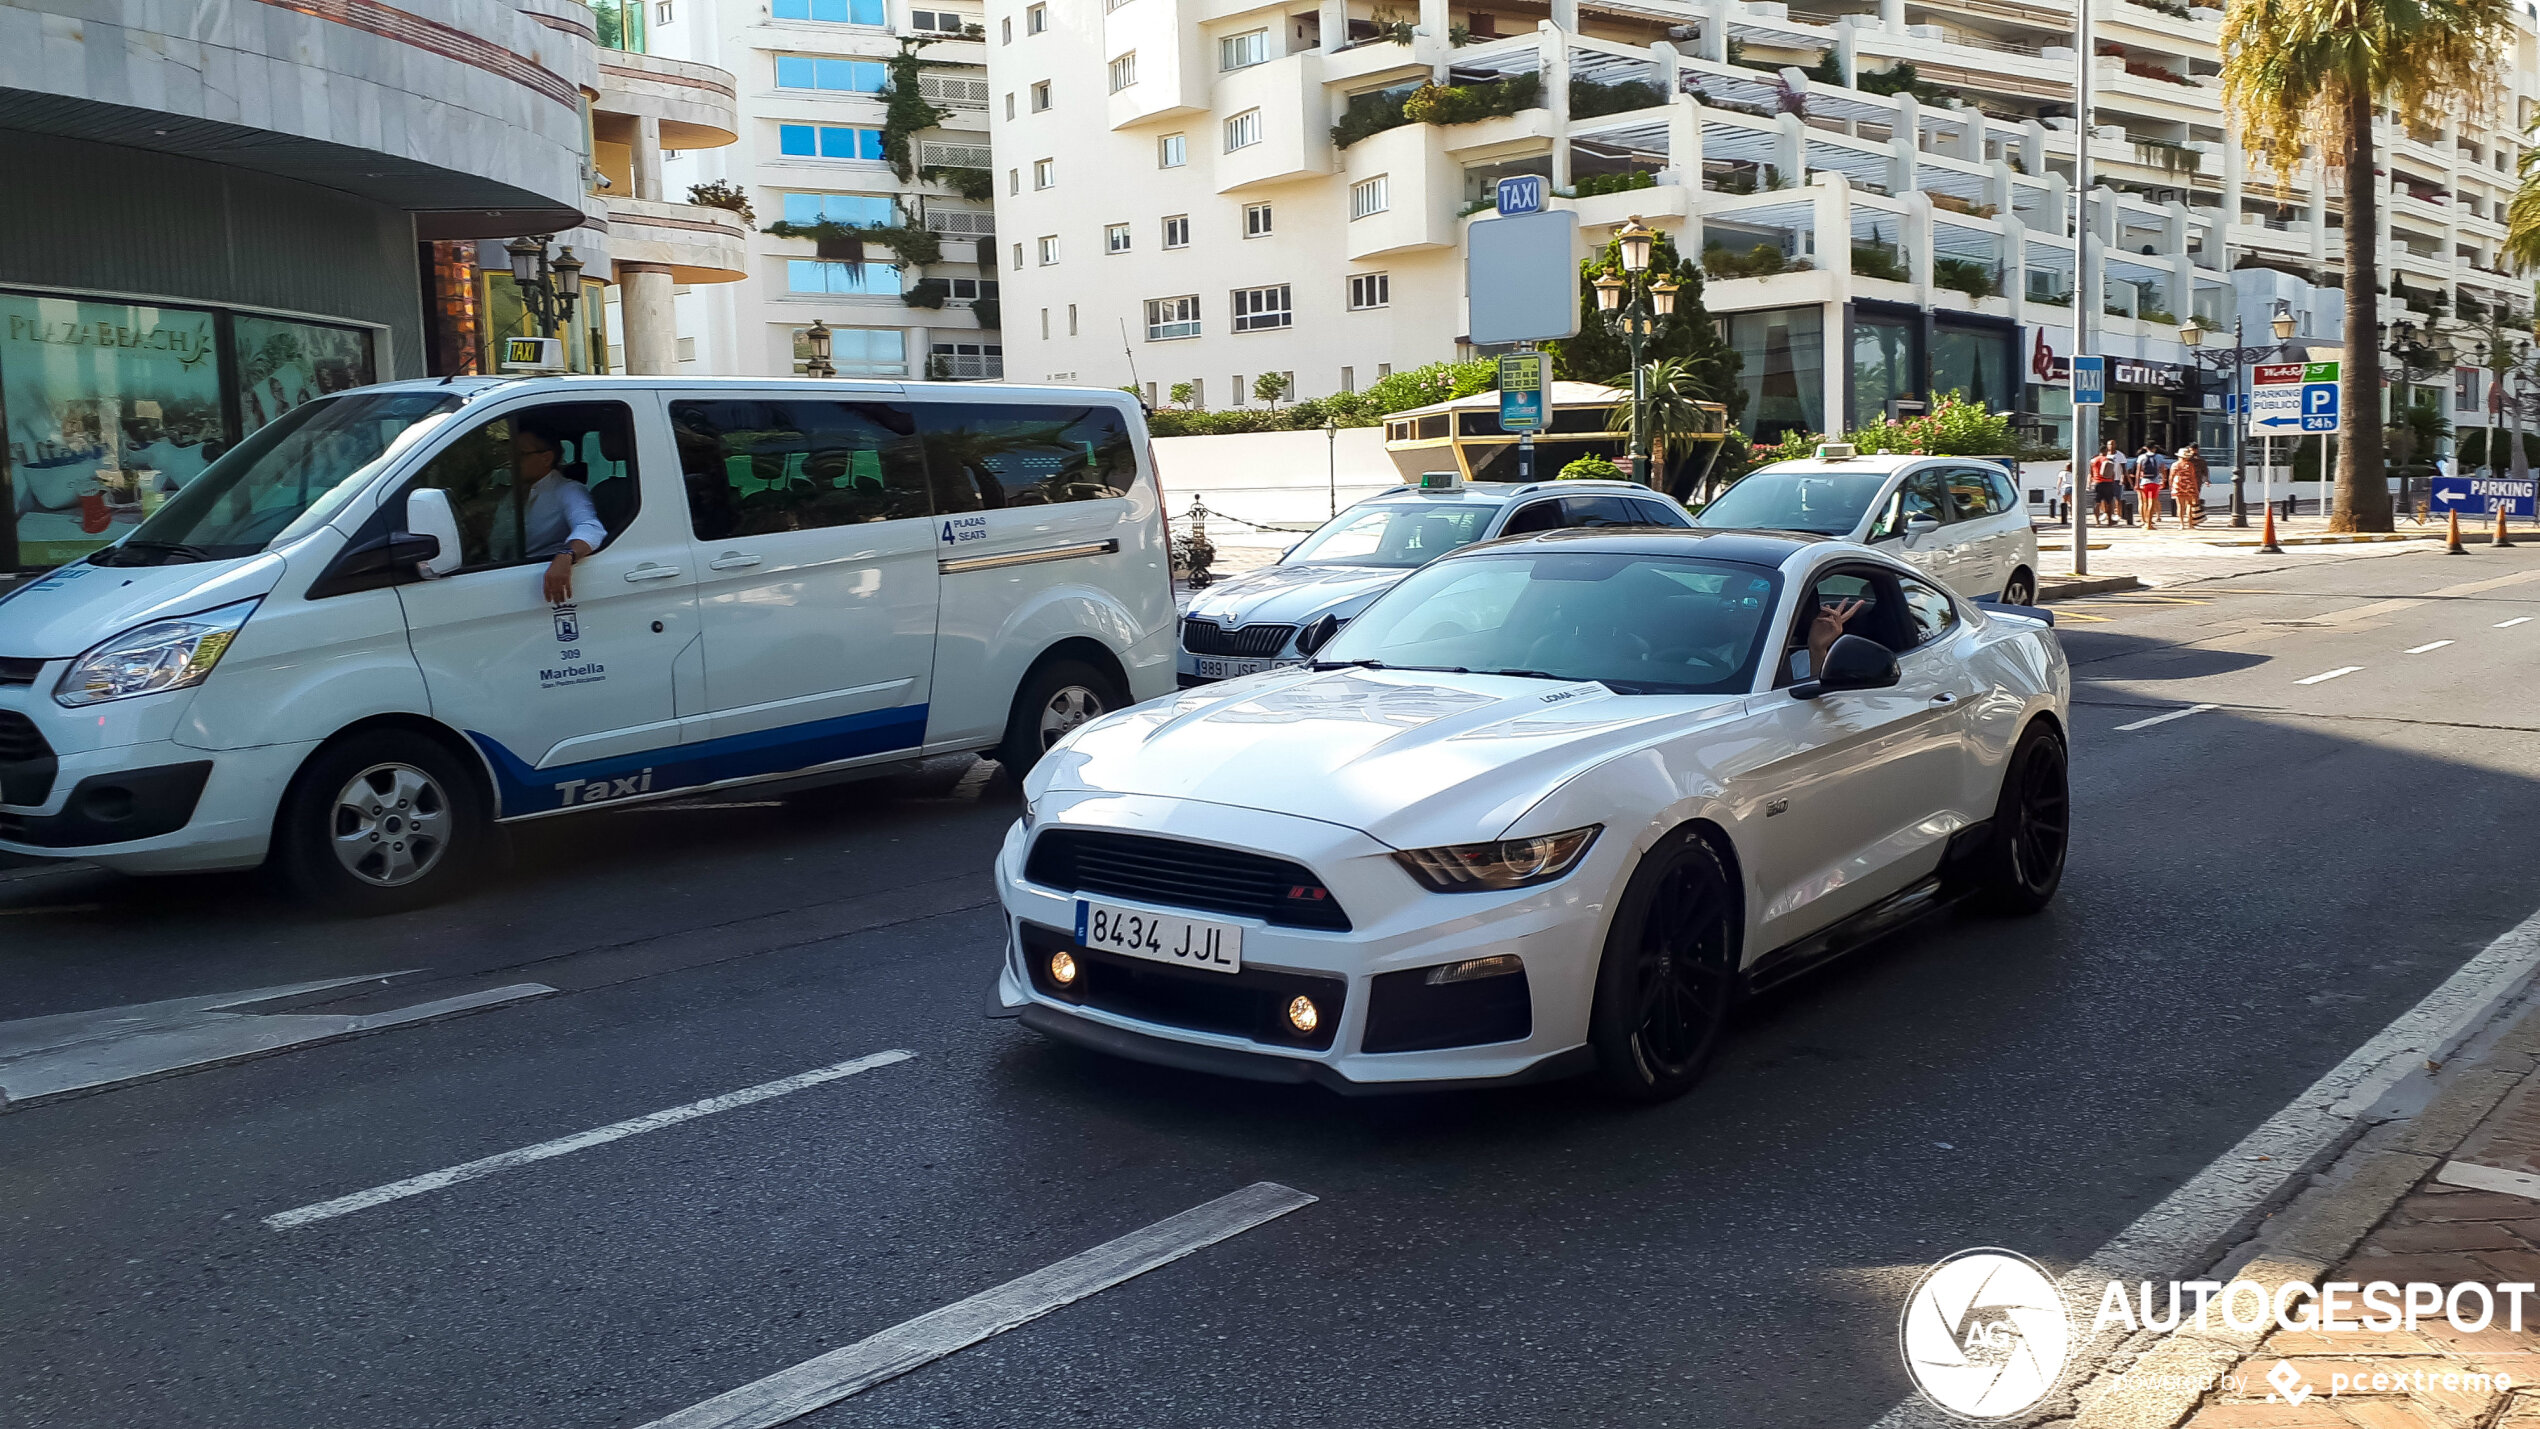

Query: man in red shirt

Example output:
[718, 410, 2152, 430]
[2089, 441, 2124, 527]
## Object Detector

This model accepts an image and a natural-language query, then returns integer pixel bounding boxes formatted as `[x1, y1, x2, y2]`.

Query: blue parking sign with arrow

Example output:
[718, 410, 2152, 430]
[2432, 473, 2537, 518]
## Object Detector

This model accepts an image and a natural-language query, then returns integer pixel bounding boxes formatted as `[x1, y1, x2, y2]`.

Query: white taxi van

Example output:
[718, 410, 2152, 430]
[0, 377, 1174, 910]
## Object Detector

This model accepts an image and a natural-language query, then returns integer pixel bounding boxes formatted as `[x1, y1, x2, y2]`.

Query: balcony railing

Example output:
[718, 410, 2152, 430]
[919, 73, 989, 109]
[932, 352, 1004, 380]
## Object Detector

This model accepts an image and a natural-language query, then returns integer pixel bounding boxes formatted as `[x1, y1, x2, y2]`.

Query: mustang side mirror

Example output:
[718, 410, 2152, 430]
[405, 488, 463, 578]
[1297, 613, 1343, 656]
[1790, 634, 1901, 700]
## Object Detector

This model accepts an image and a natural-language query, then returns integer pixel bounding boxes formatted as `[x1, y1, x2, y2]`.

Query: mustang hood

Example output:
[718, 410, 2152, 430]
[1041, 667, 1740, 848]
[1181, 562, 1407, 631]
[0, 554, 285, 659]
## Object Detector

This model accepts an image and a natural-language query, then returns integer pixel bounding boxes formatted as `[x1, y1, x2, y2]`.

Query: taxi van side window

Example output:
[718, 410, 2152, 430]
[407, 402, 641, 571]
[670, 400, 930, 541]
[916, 402, 1137, 513]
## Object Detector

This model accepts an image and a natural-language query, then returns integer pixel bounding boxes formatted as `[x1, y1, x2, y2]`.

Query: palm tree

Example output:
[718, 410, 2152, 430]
[2221, 0, 2509, 531]
[2506, 147, 2540, 274]
[1609, 359, 1730, 502]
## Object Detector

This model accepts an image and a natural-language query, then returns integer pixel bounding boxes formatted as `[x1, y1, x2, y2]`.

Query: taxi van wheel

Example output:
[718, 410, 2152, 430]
[275, 731, 485, 915]
[996, 659, 1123, 775]
[1587, 828, 1741, 1104]
[2002, 568, 2037, 606]
[1976, 722, 2068, 915]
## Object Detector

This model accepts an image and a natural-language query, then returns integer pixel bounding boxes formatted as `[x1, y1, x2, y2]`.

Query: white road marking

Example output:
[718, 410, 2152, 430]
[2405, 640, 2454, 654]
[2295, 666, 2363, 685]
[1868, 901, 2540, 1429]
[264, 1049, 913, 1229]
[2436, 1160, 2540, 1201]
[2499, 616, 2534, 629]
[636, 1182, 1317, 1429]
[2114, 703, 2217, 732]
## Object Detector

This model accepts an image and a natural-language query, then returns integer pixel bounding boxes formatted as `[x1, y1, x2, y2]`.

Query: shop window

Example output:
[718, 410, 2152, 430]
[915, 402, 1136, 511]
[1849, 313, 1920, 430]
[406, 402, 642, 569]
[1931, 324, 2014, 417]
[670, 399, 929, 539]
[1723, 307, 1825, 445]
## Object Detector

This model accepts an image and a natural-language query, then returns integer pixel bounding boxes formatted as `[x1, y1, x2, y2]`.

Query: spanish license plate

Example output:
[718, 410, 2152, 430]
[1074, 897, 1242, 974]
[1193, 657, 1291, 680]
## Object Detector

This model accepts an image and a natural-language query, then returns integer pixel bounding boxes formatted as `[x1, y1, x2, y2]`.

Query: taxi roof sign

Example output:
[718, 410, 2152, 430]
[1418, 470, 1463, 490]
[1814, 443, 1858, 461]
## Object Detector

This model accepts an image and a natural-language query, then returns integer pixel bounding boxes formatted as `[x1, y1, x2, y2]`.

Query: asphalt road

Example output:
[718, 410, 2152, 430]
[6, 544, 2540, 1428]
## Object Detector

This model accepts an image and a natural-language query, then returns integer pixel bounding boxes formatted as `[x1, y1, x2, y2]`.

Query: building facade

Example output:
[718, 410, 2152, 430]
[647, 0, 1002, 379]
[985, 0, 2538, 457]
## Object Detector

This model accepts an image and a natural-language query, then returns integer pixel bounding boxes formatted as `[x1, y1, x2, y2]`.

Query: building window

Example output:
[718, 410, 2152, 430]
[1109, 52, 1137, 91]
[1025, 2, 1045, 32]
[656, 0, 672, 22]
[1068, 303, 1078, 335]
[1106, 222, 1131, 253]
[1350, 175, 1389, 219]
[1161, 214, 1190, 248]
[1722, 306, 1827, 445]
[1340, 365, 1354, 392]
[1145, 295, 1201, 340]
[930, 341, 1004, 379]
[1377, 363, 1391, 379]
[1040, 308, 1049, 338]
[1231, 284, 1291, 332]
[1030, 79, 1051, 111]
[944, 276, 999, 300]
[1230, 374, 1244, 406]
[1218, 28, 1269, 70]
[999, 15, 1009, 41]
[1158, 133, 1187, 167]
[1348, 272, 1389, 309]
[786, 259, 902, 293]
[791, 325, 906, 376]
[783, 193, 897, 227]
[1037, 234, 1059, 264]
[778, 124, 886, 160]
[1033, 157, 1055, 188]
[775, 56, 889, 92]
[1004, 92, 1014, 119]
[908, 8, 967, 32]
[1012, 241, 1023, 269]
[1243, 203, 1272, 237]
[771, 0, 884, 20]
[1224, 110, 1262, 152]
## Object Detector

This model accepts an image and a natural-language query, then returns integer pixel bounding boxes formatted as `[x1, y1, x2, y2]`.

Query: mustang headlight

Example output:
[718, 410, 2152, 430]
[55, 599, 259, 707]
[1393, 826, 1601, 893]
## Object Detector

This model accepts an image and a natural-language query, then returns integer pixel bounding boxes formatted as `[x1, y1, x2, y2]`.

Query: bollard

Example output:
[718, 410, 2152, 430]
[2446, 507, 2468, 555]
[2258, 504, 2284, 554]
[2499, 504, 2518, 550]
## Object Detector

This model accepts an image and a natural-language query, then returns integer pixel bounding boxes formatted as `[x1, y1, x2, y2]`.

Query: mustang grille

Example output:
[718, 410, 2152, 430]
[1180, 618, 1295, 659]
[1024, 829, 1351, 931]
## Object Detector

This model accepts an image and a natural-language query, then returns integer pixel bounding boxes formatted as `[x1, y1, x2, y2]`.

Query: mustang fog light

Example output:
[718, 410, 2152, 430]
[1393, 826, 1601, 892]
[1285, 995, 1320, 1035]
[1049, 950, 1079, 986]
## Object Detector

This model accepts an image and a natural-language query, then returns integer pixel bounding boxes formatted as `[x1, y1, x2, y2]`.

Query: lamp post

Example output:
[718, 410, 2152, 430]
[1323, 417, 1339, 517]
[803, 318, 836, 379]
[2383, 318, 2456, 515]
[504, 235, 585, 343]
[2180, 299, 2300, 527]
[1591, 217, 1677, 487]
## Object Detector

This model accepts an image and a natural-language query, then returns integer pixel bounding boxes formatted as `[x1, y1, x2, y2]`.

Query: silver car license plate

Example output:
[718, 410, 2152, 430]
[1194, 656, 1289, 679]
[1074, 897, 1242, 974]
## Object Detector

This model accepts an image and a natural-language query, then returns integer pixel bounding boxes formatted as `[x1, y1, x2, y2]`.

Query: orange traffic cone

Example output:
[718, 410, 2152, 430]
[2258, 504, 2284, 554]
[2446, 507, 2468, 554]
[2498, 504, 2518, 550]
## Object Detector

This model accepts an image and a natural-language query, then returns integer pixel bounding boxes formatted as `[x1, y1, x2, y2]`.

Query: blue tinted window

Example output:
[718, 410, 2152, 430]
[787, 260, 900, 294]
[852, 0, 883, 19]
[781, 193, 893, 225]
[818, 126, 855, 158]
[771, 0, 807, 14]
[778, 124, 816, 156]
[775, 56, 815, 88]
[858, 128, 884, 159]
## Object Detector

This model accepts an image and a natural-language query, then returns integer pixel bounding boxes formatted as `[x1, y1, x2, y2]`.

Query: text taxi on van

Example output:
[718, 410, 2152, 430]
[0, 377, 1176, 911]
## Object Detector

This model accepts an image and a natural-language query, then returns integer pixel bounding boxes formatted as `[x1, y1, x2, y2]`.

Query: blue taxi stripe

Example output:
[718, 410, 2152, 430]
[469, 703, 929, 816]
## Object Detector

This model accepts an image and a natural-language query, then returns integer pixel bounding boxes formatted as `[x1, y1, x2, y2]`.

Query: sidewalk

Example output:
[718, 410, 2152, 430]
[2065, 997, 2540, 1429]
[2031, 510, 2462, 591]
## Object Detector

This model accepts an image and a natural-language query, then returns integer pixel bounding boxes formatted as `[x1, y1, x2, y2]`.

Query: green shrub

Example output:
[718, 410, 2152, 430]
[1850, 244, 1908, 281]
[1568, 77, 1663, 118]
[1573, 170, 1657, 197]
[1932, 257, 1999, 298]
[1703, 242, 1790, 278]
[1559, 454, 1624, 481]
[1338, 73, 1541, 147]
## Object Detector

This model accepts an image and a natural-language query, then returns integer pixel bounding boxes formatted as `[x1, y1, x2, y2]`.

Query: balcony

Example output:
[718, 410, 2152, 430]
[593, 49, 740, 149]
[1212, 50, 1332, 192]
[1340, 122, 1460, 259]
[602, 196, 749, 283]
[1105, 0, 1209, 126]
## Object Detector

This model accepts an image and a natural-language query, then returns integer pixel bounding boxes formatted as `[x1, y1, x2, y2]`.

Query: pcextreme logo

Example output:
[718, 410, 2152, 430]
[1899, 1249, 2072, 1420]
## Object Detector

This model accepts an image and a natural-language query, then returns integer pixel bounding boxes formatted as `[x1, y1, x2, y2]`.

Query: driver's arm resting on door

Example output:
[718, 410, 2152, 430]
[528, 474, 607, 603]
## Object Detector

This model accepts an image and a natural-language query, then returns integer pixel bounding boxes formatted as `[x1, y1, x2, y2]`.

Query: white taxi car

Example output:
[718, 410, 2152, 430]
[1694, 449, 2042, 605]
[1177, 477, 1691, 685]
[994, 528, 2070, 1101]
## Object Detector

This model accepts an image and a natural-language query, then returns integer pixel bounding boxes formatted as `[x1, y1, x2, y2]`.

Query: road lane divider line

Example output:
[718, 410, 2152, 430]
[634, 1181, 1318, 1429]
[2405, 640, 2455, 654]
[2113, 703, 2217, 732]
[2500, 616, 2534, 628]
[1870, 901, 2540, 1429]
[263, 1049, 913, 1230]
[2294, 666, 2363, 685]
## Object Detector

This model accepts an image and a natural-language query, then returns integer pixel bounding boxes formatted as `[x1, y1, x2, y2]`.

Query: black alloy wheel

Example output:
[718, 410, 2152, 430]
[1982, 723, 2068, 913]
[1589, 829, 1741, 1102]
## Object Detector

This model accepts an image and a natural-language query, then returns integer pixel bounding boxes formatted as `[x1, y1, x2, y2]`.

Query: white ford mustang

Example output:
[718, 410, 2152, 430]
[991, 528, 2071, 1101]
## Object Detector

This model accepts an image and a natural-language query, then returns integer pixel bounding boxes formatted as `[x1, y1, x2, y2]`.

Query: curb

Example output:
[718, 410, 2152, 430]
[2040, 575, 2146, 602]
[2047, 991, 2540, 1429]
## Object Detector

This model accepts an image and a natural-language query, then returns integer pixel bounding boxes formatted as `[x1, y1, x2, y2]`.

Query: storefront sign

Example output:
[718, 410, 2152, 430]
[2111, 358, 2190, 393]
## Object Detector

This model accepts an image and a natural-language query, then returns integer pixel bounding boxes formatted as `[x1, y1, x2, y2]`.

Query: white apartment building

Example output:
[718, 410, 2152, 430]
[643, 0, 1005, 378]
[988, 0, 2539, 458]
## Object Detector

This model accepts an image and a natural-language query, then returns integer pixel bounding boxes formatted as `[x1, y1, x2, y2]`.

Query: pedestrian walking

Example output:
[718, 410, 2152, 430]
[2138, 446, 2170, 530]
[2173, 445, 2208, 530]
[2090, 442, 2124, 526]
[2055, 461, 2076, 525]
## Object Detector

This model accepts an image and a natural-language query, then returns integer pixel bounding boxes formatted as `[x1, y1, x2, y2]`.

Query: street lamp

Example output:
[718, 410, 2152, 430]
[2179, 299, 2298, 526]
[803, 317, 836, 379]
[503, 235, 584, 341]
[1596, 217, 1675, 485]
[1323, 416, 1339, 518]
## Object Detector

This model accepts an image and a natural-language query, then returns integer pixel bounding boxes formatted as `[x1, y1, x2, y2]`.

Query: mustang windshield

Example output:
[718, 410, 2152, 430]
[1282, 501, 1497, 568]
[1693, 468, 1889, 537]
[93, 391, 464, 565]
[1317, 551, 1782, 694]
